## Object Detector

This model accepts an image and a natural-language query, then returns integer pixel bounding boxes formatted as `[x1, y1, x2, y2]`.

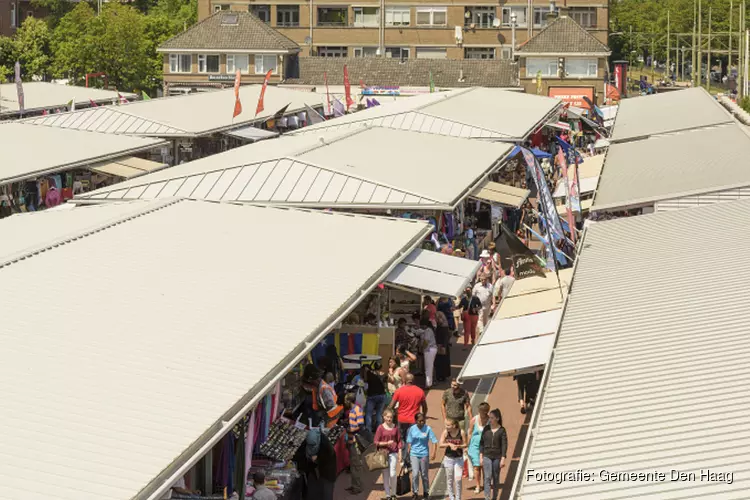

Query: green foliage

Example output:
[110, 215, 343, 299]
[0, 36, 17, 82]
[30, 0, 74, 27]
[15, 17, 51, 80]
[740, 96, 750, 113]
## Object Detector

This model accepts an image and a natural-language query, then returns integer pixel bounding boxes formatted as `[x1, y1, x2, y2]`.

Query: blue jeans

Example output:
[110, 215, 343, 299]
[410, 455, 430, 496]
[365, 394, 385, 431]
[482, 457, 501, 500]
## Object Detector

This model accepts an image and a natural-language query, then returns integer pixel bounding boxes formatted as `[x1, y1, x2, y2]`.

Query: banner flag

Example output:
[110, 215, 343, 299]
[254, 69, 272, 116]
[520, 146, 564, 242]
[495, 225, 546, 280]
[324, 71, 331, 116]
[304, 104, 325, 124]
[557, 147, 577, 242]
[14, 61, 24, 116]
[343, 65, 354, 109]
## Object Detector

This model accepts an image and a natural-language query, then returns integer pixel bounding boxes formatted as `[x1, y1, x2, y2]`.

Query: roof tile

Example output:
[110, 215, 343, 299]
[516, 15, 610, 55]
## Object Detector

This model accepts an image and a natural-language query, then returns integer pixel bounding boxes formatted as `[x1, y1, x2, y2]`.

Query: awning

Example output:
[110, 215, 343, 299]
[553, 176, 599, 197]
[556, 198, 593, 215]
[223, 126, 279, 142]
[546, 121, 571, 131]
[471, 179, 530, 208]
[89, 156, 167, 179]
[594, 138, 611, 148]
[458, 309, 562, 380]
[385, 248, 481, 298]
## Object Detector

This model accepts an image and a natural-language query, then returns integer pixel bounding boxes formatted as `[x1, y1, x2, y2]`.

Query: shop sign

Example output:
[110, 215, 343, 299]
[208, 74, 236, 81]
[362, 86, 400, 96]
[548, 86, 595, 109]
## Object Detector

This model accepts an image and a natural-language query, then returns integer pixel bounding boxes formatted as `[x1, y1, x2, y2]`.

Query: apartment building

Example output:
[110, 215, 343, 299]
[196, 0, 608, 61]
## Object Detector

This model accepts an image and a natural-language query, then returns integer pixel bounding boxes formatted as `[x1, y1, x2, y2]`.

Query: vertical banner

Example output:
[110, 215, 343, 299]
[557, 148, 577, 243]
[520, 147, 564, 242]
[254, 69, 271, 116]
[343, 65, 354, 110]
[233, 69, 243, 118]
[496, 225, 546, 280]
[14, 61, 24, 116]
[324, 71, 331, 116]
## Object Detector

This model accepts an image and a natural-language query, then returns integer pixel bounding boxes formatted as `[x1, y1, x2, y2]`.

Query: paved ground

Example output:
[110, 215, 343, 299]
[332, 335, 532, 500]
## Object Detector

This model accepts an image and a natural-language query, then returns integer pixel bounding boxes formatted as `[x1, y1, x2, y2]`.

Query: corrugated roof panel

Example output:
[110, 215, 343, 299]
[370, 185, 391, 204]
[190, 171, 223, 199]
[380, 115, 396, 128]
[255, 158, 293, 200]
[269, 161, 306, 201]
[158, 179, 186, 199]
[221, 164, 260, 201]
[408, 113, 425, 131]
[353, 181, 376, 203]
[390, 113, 406, 130]
[429, 117, 445, 134]
[439, 119, 455, 136]
[205, 167, 242, 201]
[386, 190, 406, 204]
[238, 161, 277, 201]
[116, 115, 138, 134]
[104, 188, 129, 200]
[287, 165, 321, 202]
[514, 199, 750, 499]
[123, 185, 148, 199]
[301, 169, 333, 203]
[141, 181, 168, 199]
[174, 175, 204, 197]
[89, 109, 114, 132]
[319, 173, 348, 202]
[418, 115, 435, 133]
[402, 194, 420, 204]
[336, 177, 362, 203]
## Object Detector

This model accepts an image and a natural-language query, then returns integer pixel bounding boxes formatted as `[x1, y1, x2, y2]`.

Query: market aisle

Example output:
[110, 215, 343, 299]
[333, 335, 530, 500]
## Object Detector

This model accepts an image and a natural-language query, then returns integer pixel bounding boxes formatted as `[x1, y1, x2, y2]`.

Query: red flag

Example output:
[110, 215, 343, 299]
[359, 79, 366, 89]
[324, 71, 331, 116]
[233, 69, 243, 118]
[255, 69, 272, 116]
[89, 99, 98, 108]
[343, 65, 354, 110]
[605, 83, 621, 102]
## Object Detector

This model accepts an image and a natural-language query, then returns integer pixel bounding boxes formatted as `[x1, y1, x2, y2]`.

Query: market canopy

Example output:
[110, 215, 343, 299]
[77, 126, 514, 210]
[385, 248, 481, 298]
[593, 123, 750, 212]
[0, 122, 166, 186]
[0, 198, 431, 500]
[22, 85, 325, 138]
[0, 82, 135, 117]
[290, 87, 562, 142]
[223, 126, 279, 142]
[89, 156, 167, 179]
[609, 87, 733, 143]
[496, 269, 574, 319]
[471, 179, 530, 208]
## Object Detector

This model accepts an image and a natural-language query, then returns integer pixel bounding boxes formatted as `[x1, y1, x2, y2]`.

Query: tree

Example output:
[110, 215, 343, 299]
[14, 17, 51, 80]
[50, 2, 96, 82]
[0, 36, 17, 83]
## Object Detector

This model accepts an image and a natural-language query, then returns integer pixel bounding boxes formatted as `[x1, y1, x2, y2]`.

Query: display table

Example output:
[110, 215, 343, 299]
[343, 354, 382, 366]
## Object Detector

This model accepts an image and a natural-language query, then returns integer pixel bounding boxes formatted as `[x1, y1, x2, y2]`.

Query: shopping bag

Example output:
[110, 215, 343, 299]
[354, 428, 373, 452]
[364, 448, 389, 471]
[396, 463, 411, 495]
[463, 457, 470, 478]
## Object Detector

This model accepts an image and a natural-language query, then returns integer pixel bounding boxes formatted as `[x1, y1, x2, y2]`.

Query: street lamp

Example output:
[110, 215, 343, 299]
[510, 12, 517, 59]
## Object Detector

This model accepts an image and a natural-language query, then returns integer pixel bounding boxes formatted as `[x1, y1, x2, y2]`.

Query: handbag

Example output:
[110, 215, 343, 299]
[396, 461, 411, 495]
[364, 448, 389, 471]
[354, 428, 373, 453]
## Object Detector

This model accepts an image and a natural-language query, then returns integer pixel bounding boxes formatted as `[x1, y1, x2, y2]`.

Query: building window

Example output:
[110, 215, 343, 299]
[526, 57, 558, 77]
[465, 7, 495, 28]
[317, 46, 348, 57]
[10, 2, 17, 27]
[565, 57, 598, 77]
[227, 54, 250, 73]
[317, 7, 347, 26]
[255, 54, 278, 74]
[385, 7, 410, 26]
[198, 54, 220, 73]
[169, 54, 193, 73]
[213, 4, 229, 12]
[501, 6, 527, 27]
[569, 7, 597, 28]
[353, 7, 379, 27]
[500, 47, 512, 60]
[249, 5, 270, 23]
[277, 6, 299, 26]
[353, 47, 378, 57]
[416, 47, 447, 59]
[416, 7, 447, 27]
[386, 47, 410, 59]
[533, 7, 549, 28]
[465, 47, 495, 60]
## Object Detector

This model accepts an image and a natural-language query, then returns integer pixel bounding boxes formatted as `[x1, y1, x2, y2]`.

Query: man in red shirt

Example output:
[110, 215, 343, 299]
[388, 373, 427, 461]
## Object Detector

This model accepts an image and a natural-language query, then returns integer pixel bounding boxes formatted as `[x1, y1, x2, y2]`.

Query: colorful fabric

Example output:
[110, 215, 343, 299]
[311, 332, 380, 363]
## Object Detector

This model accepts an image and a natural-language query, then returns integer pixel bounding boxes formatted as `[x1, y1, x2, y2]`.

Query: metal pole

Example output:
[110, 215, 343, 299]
[707, 7, 712, 92]
[693, 0, 697, 85]
[730, 0, 734, 75]
[698, 0, 703, 87]
[745, 28, 749, 96]
[667, 11, 671, 79]
[512, 18, 517, 59]
[379, 0, 384, 56]
[739, 1, 744, 97]
[309, 0, 314, 56]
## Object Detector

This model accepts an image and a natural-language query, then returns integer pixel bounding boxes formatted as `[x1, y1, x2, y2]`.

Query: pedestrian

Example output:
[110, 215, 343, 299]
[387, 356, 406, 394]
[374, 408, 402, 500]
[436, 296, 456, 332]
[296, 428, 337, 500]
[492, 267, 515, 314]
[472, 273, 494, 335]
[441, 378, 473, 435]
[458, 286, 481, 350]
[468, 402, 490, 494]
[513, 372, 535, 414]
[250, 471, 277, 500]
[406, 412, 437, 500]
[365, 361, 387, 431]
[417, 315, 438, 388]
[479, 409, 508, 500]
[433, 309, 452, 382]
[396, 345, 417, 375]
[440, 418, 466, 500]
[343, 393, 365, 495]
[388, 373, 427, 461]
[422, 296, 437, 327]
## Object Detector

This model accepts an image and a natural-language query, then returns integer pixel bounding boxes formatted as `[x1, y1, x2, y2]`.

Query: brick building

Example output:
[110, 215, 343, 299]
[195, 0, 608, 62]
[0, 0, 44, 37]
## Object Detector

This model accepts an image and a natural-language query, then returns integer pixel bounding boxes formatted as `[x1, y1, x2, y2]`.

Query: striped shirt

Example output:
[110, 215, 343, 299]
[348, 404, 365, 433]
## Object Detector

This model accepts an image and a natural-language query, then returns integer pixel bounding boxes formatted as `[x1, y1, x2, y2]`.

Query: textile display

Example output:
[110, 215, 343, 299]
[311, 332, 380, 362]
[260, 417, 309, 462]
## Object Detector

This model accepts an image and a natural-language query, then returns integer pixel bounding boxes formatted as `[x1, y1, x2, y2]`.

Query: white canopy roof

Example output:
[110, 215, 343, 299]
[78, 126, 513, 210]
[0, 199, 431, 500]
[290, 87, 562, 141]
[22, 85, 325, 138]
[223, 125, 279, 141]
[496, 269, 574, 319]
[0, 82, 135, 116]
[0, 122, 166, 185]
[552, 154, 605, 197]
[385, 248, 481, 297]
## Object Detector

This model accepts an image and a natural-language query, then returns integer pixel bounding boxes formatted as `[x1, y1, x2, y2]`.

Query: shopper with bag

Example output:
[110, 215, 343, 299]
[343, 393, 366, 495]
[373, 409, 402, 499]
[479, 409, 508, 500]
[405, 413, 437, 500]
[388, 373, 427, 461]
[468, 402, 490, 494]
[440, 418, 466, 500]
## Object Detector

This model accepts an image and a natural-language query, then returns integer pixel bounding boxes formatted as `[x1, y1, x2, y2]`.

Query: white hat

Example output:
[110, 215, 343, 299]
[480, 249, 490, 258]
